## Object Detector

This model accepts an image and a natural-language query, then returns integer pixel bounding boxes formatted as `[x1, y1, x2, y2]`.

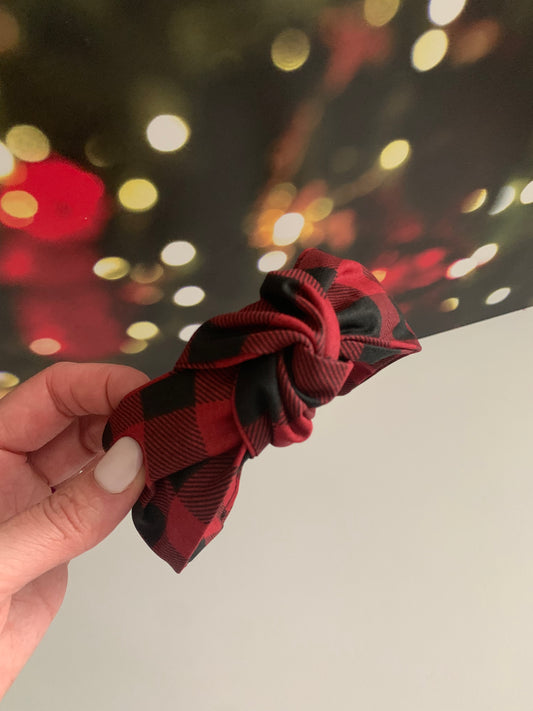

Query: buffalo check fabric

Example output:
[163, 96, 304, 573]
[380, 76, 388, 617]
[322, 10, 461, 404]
[102, 248, 422, 573]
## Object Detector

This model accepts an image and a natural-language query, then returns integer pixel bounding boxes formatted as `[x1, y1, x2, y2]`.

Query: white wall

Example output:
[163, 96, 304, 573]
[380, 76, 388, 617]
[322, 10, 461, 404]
[5, 307, 533, 711]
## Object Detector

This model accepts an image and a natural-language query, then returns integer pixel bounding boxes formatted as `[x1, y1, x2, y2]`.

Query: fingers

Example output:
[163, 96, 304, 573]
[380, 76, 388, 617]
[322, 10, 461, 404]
[0, 362, 149, 454]
[28, 414, 109, 488]
[0, 438, 145, 600]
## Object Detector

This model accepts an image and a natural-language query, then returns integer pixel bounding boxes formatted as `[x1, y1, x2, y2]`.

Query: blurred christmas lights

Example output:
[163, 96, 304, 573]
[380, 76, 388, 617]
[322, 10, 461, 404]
[29, 338, 61, 355]
[428, 0, 468, 27]
[173, 285, 205, 306]
[461, 188, 487, 213]
[486, 288, 510, 305]
[271, 29, 311, 72]
[272, 212, 305, 246]
[160, 240, 196, 266]
[257, 250, 288, 272]
[411, 29, 448, 71]
[379, 139, 411, 170]
[127, 321, 160, 340]
[118, 178, 158, 212]
[488, 185, 515, 215]
[146, 114, 190, 152]
[93, 256, 130, 280]
[178, 323, 201, 342]
[6, 125, 51, 163]
[0, 142, 15, 178]
[363, 0, 400, 28]
[0, 371, 19, 388]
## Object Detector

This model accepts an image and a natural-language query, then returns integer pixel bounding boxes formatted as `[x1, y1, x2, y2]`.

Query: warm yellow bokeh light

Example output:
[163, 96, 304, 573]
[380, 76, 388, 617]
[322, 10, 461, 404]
[305, 197, 334, 222]
[461, 188, 487, 213]
[130, 264, 164, 283]
[29, 338, 61, 355]
[126, 321, 160, 340]
[257, 250, 288, 272]
[118, 178, 158, 212]
[273, 212, 305, 246]
[93, 256, 130, 280]
[146, 114, 190, 152]
[471, 243, 498, 266]
[271, 29, 311, 72]
[0, 371, 19, 388]
[173, 285, 205, 307]
[120, 339, 148, 354]
[160, 240, 196, 266]
[440, 298, 460, 312]
[411, 29, 449, 72]
[178, 323, 201, 342]
[520, 180, 533, 205]
[447, 257, 477, 279]
[486, 287, 510, 306]
[488, 185, 515, 215]
[265, 183, 297, 210]
[364, 0, 400, 27]
[6, 125, 51, 163]
[0, 141, 15, 178]
[1, 190, 38, 218]
[428, 0, 467, 27]
[379, 139, 411, 170]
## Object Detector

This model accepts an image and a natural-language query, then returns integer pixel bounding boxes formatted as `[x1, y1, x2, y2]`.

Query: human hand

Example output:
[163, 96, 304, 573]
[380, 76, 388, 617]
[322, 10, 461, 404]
[0, 362, 149, 698]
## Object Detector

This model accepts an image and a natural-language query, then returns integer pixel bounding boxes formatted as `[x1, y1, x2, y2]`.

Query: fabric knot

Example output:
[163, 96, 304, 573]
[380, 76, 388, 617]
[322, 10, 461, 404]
[102, 248, 422, 573]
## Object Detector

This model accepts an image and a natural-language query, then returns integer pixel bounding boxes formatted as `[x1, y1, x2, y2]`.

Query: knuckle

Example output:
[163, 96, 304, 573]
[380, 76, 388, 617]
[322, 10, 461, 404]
[40, 489, 96, 544]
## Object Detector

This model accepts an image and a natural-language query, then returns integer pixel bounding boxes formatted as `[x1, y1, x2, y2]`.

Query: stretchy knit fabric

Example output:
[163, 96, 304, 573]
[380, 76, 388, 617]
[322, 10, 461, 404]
[102, 248, 422, 572]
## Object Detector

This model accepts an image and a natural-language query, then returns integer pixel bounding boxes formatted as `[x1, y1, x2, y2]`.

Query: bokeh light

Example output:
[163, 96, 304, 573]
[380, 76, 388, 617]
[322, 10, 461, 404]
[461, 188, 487, 213]
[0, 7, 20, 53]
[411, 29, 449, 72]
[0, 141, 15, 178]
[273, 212, 305, 246]
[519, 181, 533, 205]
[471, 243, 498, 265]
[146, 114, 190, 152]
[118, 178, 158, 212]
[93, 256, 130, 280]
[379, 139, 411, 170]
[120, 339, 148, 354]
[428, 0, 468, 27]
[6, 125, 51, 163]
[486, 287, 510, 305]
[271, 29, 311, 72]
[257, 250, 288, 272]
[447, 257, 477, 279]
[0, 371, 20, 388]
[160, 240, 196, 266]
[130, 263, 164, 283]
[1, 190, 38, 218]
[178, 323, 201, 342]
[363, 0, 400, 27]
[126, 321, 160, 340]
[29, 338, 61, 355]
[440, 297, 460, 312]
[305, 197, 334, 222]
[173, 285, 205, 306]
[488, 185, 515, 215]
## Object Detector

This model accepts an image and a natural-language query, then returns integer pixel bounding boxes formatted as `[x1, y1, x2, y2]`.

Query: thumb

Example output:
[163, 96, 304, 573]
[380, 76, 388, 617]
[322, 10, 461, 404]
[0, 437, 145, 599]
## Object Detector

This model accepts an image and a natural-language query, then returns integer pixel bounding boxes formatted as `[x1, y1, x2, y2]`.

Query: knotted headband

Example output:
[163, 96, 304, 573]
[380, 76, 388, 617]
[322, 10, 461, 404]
[102, 248, 422, 572]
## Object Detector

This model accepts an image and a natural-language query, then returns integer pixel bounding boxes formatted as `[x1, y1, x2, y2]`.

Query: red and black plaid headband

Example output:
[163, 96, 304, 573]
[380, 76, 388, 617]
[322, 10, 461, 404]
[102, 248, 422, 573]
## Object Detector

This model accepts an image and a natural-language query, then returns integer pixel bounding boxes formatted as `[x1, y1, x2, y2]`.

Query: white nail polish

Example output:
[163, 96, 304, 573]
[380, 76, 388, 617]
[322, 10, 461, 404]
[94, 437, 144, 494]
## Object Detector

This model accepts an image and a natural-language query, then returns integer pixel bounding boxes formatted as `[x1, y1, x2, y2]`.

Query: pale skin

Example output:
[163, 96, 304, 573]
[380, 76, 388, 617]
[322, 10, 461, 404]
[0, 362, 149, 699]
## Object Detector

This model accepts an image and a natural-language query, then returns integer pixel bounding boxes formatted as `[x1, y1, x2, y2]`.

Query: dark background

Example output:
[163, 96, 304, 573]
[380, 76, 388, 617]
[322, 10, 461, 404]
[0, 0, 532, 389]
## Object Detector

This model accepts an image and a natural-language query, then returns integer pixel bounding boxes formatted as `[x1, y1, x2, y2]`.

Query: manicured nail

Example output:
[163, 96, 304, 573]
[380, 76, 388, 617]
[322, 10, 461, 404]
[94, 437, 144, 494]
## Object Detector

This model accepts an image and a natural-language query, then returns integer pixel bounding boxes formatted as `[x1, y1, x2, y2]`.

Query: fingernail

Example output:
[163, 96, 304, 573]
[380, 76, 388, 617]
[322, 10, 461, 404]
[94, 437, 144, 494]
